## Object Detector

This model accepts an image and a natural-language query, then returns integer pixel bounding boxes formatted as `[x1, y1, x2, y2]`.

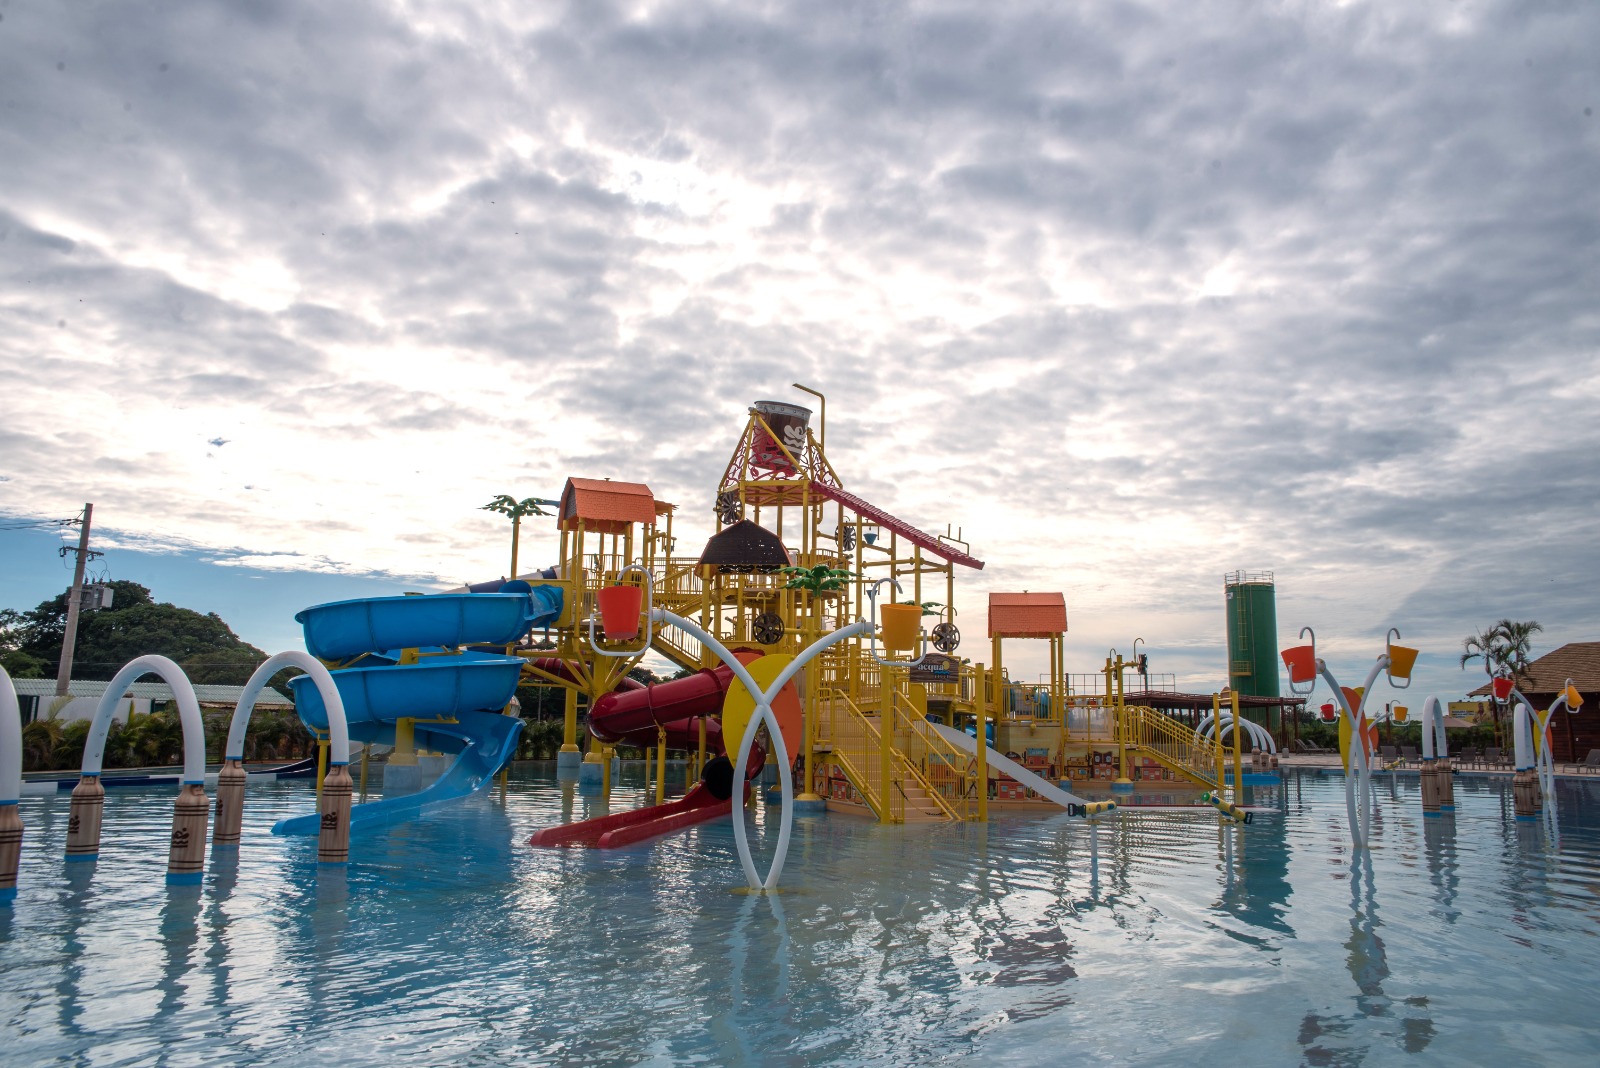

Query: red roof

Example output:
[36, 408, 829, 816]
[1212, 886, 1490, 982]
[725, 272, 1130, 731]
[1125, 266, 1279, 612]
[809, 483, 984, 570]
[988, 592, 1067, 638]
[559, 477, 656, 533]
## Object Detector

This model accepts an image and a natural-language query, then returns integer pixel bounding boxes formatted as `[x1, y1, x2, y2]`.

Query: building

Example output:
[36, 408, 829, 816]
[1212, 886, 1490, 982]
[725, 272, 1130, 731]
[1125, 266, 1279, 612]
[9, 679, 293, 726]
[1467, 641, 1600, 763]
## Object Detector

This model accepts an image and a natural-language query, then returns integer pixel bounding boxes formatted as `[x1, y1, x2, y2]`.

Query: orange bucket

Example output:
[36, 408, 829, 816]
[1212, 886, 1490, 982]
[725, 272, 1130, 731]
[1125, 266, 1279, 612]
[1281, 645, 1317, 684]
[1387, 644, 1419, 680]
[1319, 702, 1337, 722]
[1392, 704, 1408, 722]
[879, 603, 922, 652]
[1491, 676, 1514, 700]
[596, 585, 644, 640]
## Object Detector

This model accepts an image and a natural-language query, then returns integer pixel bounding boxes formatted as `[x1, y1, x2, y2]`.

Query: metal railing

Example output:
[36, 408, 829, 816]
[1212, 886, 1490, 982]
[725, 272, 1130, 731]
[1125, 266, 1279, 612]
[818, 690, 900, 822]
[1121, 704, 1220, 789]
[888, 691, 972, 820]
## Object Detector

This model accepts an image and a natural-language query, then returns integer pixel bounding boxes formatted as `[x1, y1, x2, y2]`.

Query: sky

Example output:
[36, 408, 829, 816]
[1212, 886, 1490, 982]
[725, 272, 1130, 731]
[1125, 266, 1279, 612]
[2, 0, 1597, 702]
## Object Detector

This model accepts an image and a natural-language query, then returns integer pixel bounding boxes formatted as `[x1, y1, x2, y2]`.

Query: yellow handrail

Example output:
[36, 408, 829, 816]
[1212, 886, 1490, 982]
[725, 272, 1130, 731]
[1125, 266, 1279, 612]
[1121, 704, 1220, 789]
[818, 689, 901, 821]
[888, 691, 972, 820]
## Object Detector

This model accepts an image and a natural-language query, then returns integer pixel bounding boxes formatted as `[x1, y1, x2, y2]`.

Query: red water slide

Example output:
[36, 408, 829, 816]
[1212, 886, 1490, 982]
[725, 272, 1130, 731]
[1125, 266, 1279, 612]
[586, 664, 738, 751]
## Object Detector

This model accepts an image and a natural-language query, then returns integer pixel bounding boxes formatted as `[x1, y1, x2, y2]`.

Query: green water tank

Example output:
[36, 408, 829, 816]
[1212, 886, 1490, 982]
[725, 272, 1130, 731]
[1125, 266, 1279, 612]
[1224, 571, 1280, 728]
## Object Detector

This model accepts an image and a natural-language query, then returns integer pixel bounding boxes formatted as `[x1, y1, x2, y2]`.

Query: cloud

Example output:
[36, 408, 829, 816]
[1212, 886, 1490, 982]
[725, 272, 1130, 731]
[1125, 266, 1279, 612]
[2, 0, 1596, 696]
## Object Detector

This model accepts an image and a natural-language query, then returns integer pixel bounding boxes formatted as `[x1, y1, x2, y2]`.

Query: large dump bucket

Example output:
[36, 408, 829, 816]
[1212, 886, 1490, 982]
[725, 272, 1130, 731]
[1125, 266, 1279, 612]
[750, 400, 811, 472]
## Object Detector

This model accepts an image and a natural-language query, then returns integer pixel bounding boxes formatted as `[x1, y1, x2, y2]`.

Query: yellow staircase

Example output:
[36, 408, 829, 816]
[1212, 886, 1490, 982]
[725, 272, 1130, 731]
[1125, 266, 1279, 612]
[1121, 704, 1222, 791]
[817, 691, 952, 822]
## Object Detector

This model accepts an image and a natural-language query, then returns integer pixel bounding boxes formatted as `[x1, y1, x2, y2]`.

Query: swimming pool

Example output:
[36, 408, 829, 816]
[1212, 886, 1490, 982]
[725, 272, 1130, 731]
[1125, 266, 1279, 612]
[3, 768, 1597, 1065]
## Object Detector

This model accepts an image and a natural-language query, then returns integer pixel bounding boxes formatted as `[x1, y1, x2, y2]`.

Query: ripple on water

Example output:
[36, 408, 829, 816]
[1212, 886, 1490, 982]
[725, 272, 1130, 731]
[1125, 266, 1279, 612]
[3, 769, 1600, 1065]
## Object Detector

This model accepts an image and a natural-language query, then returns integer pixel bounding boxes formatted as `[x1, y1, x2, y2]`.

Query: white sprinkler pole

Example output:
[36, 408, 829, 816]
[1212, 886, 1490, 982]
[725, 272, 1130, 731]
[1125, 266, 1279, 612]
[650, 609, 874, 892]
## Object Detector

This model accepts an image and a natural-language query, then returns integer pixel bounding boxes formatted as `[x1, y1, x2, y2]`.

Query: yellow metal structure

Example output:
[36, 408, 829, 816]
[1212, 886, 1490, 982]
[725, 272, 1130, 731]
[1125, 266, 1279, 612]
[476, 390, 1260, 829]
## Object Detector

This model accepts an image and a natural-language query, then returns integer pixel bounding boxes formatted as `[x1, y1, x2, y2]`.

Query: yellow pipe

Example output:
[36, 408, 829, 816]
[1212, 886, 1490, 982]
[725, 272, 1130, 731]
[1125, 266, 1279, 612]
[391, 717, 417, 766]
[976, 662, 988, 822]
[1212, 693, 1224, 791]
[656, 727, 667, 805]
[880, 665, 894, 823]
[1231, 689, 1244, 804]
[567, 688, 591, 763]
[644, 744, 654, 796]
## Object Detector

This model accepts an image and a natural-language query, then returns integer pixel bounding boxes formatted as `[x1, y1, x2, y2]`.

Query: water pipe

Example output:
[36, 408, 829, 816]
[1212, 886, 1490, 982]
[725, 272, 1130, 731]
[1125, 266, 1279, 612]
[67, 655, 210, 884]
[1, 666, 21, 903]
[648, 606, 873, 892]
[1318, 651, 1391, 849]
[218, 652, 351, 863]
[1196, 711, 1278, 754]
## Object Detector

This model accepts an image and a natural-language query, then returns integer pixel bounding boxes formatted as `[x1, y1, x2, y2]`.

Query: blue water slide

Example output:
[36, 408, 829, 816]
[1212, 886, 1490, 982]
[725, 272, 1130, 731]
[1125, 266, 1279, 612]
[295, 584, 564, 660]
[273, 586, 560, 837]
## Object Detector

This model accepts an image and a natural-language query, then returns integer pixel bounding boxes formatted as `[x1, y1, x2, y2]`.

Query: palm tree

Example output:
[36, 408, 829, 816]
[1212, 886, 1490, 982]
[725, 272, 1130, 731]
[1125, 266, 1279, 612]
[1493, 619, 1543, 690]
[481, 495, 558, 580]
[1460, 619, 1542, 747]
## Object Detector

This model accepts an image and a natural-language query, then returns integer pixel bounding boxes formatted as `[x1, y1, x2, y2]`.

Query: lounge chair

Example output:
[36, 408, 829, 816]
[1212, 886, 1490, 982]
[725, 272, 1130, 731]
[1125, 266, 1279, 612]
[1400, 745, 1419, 767]
[1483, 746, 1505, 770]
[1380, 745, 1400, 767]
[1295, 738, 1332, 754]
[1570, 749, 1600, 775]
[1456, 746, 1477, 768]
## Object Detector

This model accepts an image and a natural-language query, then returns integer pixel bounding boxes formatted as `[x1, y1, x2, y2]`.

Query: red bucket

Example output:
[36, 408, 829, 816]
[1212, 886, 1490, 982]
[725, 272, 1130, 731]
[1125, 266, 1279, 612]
[597, 585, 644, 640]
[1320, 702, 1337, 722]
[1491, 676, 1514, 701]
[1281, 645, 1317, 684]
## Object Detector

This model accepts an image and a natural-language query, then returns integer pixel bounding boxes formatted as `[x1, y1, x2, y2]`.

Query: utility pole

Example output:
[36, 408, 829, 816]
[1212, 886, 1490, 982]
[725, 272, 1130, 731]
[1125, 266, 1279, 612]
[55, 502, 95, 696]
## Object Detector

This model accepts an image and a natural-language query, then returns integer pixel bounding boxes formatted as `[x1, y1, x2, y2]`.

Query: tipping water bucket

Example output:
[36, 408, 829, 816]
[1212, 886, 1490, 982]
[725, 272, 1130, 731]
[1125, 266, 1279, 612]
[879, 603, 922, 652]
[1564, 684, 1583, 710]
[1392, 704, 1409, 723]
[1281, 645, 1317, 684]
[1387, 644, 1419, 680]
[1320, 702, 1337, 722]
[1491, 676, 1514, 701]
[596, 585, 644, 640]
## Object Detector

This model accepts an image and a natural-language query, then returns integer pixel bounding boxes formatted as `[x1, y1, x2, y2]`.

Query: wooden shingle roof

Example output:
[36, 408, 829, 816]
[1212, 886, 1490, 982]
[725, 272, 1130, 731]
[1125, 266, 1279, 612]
[559, 477, 656, 534]
[988, 592, 1067, 638]
[1467, 641, 1600, 696]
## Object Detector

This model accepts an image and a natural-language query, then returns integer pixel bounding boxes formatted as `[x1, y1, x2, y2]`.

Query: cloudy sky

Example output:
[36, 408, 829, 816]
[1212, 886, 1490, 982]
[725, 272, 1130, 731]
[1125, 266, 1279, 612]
[2, 0, 1596, 700]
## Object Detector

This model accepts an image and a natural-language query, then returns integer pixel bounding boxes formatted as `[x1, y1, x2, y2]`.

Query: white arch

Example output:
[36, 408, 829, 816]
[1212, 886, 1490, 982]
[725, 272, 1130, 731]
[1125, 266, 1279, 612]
[1, 666, 19, 804]
[83, 656, 206, 784]
[1419, 696, 1448, 761]
[226, 652, 349, 765]
[1196, 711, 1277, 754]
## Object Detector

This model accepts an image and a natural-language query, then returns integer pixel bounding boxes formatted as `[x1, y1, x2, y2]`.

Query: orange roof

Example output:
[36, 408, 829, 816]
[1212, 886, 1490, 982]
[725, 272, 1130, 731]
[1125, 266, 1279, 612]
[988, 592, 1067, 638]
[559, 477, 656, 533]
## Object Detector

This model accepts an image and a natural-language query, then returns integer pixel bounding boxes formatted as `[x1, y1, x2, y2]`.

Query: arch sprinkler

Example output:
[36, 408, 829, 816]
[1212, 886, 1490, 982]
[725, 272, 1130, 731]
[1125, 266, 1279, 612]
[590, 568, 872, 893]
[66, 655, 211, 885]
[1284, 628, 1416, 848]
[217, 652, 352, 864]
[1, 666, 22, 903]
[1497, 671, 1582, 827]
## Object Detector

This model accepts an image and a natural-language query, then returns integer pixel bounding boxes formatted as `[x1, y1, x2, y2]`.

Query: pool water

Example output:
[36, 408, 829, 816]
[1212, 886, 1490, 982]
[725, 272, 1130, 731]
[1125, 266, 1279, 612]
[3, 768, 1598, 1066]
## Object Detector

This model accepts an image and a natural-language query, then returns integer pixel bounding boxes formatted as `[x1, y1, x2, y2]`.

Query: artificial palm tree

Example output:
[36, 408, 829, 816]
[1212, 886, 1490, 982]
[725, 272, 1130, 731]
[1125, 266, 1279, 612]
[481, 495, 558, 580]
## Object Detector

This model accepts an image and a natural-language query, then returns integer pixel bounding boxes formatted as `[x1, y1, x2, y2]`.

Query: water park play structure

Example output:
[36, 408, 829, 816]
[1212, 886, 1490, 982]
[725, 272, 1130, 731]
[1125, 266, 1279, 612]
[0, 391, 1586, 899]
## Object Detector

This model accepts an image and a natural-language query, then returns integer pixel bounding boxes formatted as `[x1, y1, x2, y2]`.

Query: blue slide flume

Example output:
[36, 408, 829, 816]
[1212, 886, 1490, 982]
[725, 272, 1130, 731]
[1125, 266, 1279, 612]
[272, 583, 562, 836]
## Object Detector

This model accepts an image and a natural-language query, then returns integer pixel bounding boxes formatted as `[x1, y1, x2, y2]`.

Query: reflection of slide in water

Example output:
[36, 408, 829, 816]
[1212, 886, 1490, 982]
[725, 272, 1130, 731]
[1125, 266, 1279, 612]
[529, 782, 741, 848]
[273, 587, 563, 837]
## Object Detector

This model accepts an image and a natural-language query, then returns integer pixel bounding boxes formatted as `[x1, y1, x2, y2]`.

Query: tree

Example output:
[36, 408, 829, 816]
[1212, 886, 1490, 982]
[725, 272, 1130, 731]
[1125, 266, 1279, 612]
[10, 580, 271, 684]
[1459, 619, 1543, 747]
[0, 607, 48, 678]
